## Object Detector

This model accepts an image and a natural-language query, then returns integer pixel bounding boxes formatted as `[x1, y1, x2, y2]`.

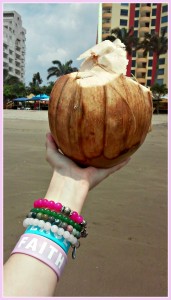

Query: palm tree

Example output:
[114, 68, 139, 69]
[47, 60, 78, 80]
[136, 29, 168, 84]
[28, 72, 43, 94]
[150, 83, 168, 114]
[32, 72, 43, 86]
[105, 27, 138, 55]
[105, 27, 138, 76]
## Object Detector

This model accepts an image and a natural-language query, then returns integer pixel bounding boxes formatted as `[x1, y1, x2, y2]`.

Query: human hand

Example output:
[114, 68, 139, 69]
[45, 132, 130, 190]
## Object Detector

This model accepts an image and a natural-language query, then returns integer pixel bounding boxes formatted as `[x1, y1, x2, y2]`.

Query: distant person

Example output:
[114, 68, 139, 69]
[34, 102, 39, 110]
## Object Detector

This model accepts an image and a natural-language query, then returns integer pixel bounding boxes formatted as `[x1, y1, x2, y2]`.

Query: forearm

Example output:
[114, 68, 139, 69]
[3, 253, 57, 297]
[45, 169, 89, 213]
[3, 170, 89, 297]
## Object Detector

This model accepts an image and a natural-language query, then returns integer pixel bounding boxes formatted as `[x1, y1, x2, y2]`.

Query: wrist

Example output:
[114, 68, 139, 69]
[44, 170, 89, 213]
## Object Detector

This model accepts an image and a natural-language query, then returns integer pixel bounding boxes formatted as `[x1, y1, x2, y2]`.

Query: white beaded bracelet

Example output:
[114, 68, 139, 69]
[23, 218, 79, 247]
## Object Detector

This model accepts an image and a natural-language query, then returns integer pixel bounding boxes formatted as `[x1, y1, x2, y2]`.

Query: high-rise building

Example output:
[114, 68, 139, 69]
[99, 3, 168, 87]
[3, 11, 26, 83]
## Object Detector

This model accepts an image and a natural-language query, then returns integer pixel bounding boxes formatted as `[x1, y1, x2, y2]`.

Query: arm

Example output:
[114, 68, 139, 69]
[3, 133, 130, 297]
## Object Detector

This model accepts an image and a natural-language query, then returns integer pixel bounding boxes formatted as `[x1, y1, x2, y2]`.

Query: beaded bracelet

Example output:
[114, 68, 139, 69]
[26, 211, 88, 238]
[23, 218, 80, 246]
[28, 208, 83, 232]
[34, 199, 87, 226]
[22, 200, 87, 259]
[25, 225, 71, 253]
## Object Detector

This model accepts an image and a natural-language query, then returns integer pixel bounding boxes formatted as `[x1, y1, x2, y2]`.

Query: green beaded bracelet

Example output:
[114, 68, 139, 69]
[30, 208, 82, 231]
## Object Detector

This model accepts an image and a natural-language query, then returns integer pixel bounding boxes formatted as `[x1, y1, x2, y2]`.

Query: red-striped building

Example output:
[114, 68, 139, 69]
[100, 3, 168, 87]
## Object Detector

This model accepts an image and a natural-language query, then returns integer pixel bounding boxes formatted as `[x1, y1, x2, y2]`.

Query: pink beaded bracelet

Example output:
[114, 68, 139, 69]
[33, 199, 87, 226]
[11, 234, 68, 280]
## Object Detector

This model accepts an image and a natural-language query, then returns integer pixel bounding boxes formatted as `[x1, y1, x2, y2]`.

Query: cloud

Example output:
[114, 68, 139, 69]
[37, 47, 68, 67]
[3, 3, 99, 86]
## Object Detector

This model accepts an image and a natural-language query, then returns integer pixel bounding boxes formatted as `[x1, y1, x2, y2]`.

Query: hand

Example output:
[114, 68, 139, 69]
[45, 132, 130, 190]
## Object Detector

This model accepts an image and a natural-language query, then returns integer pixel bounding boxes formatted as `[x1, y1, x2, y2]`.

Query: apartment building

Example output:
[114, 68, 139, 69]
[100, 3, 168, 87]
[3, 11, 26, 82]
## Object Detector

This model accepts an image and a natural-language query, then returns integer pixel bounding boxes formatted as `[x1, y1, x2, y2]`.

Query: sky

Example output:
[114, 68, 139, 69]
[3, 3, 99, 86]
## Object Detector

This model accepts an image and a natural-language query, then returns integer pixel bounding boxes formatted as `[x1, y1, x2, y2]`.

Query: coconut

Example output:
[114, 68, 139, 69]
[48, 40, 153, 168]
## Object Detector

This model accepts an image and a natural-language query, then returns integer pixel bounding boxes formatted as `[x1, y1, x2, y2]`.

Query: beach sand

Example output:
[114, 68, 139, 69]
[3, 110, 168, 296]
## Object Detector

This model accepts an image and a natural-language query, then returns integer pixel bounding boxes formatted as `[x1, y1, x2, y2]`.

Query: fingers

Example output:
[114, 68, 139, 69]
[45, 132, 76, 170]
[45, 132, 131, 187]
[45, 132, 62, 166]
[89, 157, 131, 189]
[107, 157, 131, 175]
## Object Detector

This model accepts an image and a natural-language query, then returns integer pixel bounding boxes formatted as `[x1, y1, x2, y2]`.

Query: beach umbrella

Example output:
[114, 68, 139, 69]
[31, 94, 49, 109]
[40, 94, 49, 99]
[13, 97, 29, 108]
[31, 94, 49, 100]
[13, 97, 29, 101]
[31, 94, 41, 100]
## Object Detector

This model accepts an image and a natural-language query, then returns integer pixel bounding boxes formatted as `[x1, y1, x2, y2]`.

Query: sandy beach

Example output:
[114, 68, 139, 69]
[3, 110, 168, 297]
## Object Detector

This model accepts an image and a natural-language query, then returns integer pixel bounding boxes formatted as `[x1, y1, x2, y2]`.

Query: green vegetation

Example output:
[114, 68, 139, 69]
[3, 30, 168, 112]
[105, 27, 168, 113]
[150, 83, 168, 114]
[3, 69, 27, 100]
[3, 59, 78, 103]
[105, 27, 138, 55]
[47, 60, 78, 80]
[136, 28, 168, 84]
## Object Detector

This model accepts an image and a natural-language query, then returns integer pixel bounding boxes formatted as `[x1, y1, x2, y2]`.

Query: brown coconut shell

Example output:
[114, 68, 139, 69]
[48, 72, 153, 168]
